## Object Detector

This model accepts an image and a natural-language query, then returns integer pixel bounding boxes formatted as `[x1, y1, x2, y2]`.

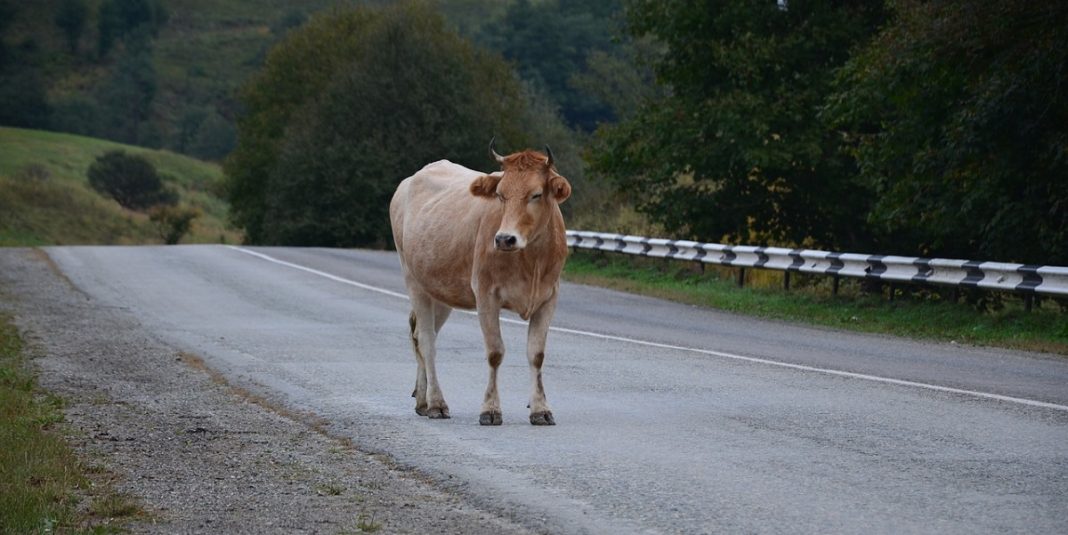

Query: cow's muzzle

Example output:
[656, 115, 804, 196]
[494, 233, 521, 252]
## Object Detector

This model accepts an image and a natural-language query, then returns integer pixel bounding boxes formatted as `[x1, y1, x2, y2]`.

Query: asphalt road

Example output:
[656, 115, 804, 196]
[43, 245, 1068, 534]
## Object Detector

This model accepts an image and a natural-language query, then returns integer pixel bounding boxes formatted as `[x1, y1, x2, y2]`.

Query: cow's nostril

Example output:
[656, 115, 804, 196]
[495, 234, 518, 249]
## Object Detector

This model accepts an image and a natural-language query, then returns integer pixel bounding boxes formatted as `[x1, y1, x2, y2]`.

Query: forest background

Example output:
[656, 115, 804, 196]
[2, 0, 1065, 266]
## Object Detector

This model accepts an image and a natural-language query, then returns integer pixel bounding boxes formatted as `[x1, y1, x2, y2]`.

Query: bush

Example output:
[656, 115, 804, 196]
[87, 150, 175, 210]
[148, 205, 199, 244]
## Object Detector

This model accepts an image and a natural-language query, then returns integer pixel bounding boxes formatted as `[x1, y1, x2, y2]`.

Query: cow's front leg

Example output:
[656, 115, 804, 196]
[526, 293, 557, 426]
[477, 301, 505, 426]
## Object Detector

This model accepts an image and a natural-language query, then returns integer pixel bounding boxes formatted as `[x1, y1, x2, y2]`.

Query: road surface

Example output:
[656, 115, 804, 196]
[39, 245, 1068, 534]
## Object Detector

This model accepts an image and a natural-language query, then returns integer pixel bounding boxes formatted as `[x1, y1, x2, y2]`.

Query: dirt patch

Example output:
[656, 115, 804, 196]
[0, 248, 534, 534]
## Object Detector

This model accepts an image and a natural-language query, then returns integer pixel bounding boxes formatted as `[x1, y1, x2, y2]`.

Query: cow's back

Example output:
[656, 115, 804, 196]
[390, 160, 490, 309]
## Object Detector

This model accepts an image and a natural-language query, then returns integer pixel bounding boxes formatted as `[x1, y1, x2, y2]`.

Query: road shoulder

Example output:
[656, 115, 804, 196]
[0, 248, 532, 534]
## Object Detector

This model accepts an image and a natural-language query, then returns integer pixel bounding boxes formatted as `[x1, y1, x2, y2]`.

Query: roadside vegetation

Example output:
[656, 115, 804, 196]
[0, 313, 142, 532]
[0, 126, 240, 246]
[1, 1, 1062, 341]
[564, 252, 1068, 356]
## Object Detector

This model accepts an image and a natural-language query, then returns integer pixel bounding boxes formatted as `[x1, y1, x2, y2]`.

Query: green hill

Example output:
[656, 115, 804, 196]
[1, 0, 341, 157]
[0, 126, 241, 245]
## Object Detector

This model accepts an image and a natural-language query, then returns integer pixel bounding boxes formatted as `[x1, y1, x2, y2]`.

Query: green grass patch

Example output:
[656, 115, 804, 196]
[0, 313, 144, 533]
[563, 252, 1068, 355]
[0, 127, 241, 245]
[0, 313, 86, 532]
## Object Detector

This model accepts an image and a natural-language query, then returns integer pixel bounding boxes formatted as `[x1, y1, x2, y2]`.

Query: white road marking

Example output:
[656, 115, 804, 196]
[228, 246, 1068, 413]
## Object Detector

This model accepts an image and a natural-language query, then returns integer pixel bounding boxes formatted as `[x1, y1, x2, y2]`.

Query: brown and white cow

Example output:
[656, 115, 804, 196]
[389, 140, 570, 426]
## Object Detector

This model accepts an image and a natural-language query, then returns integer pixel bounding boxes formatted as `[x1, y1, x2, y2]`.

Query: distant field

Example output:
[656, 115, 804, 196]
[0, 127, 241, 246]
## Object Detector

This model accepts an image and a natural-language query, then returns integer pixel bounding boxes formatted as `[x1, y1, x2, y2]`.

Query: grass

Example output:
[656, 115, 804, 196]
[563, 251, 1068, 356]
[0, 313, 145, 534]
[0, 313, 86, 532]
[0, 127, 242, 246]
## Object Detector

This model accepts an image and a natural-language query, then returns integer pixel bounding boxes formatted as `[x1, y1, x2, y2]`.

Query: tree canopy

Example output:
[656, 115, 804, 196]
[825, 0, 1068, 264]
[224, 1, 566, 246]
[590, 0, 887, 248]
[588, 0, 1066, 265]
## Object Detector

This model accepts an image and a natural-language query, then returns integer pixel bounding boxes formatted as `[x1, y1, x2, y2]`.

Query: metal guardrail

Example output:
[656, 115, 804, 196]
[566, 230, 1068, 298]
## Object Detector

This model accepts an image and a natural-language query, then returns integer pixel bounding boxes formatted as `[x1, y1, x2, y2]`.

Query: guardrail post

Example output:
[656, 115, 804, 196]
[888, 282, 896, 302]
[736, 268, 745, 288]
[832, 274, 840, 296]
[783, 271, 791, 291]
[1024, 293, 1034, 312]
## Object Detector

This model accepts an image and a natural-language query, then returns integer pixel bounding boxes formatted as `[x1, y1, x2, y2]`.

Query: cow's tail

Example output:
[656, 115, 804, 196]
[409, 310, 421, 398]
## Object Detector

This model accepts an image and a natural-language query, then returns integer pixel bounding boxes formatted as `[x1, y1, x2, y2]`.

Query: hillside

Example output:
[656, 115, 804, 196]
[1, 0, 340, 158]
[1, 0, 627, 156]
[0, 126, 241, 245]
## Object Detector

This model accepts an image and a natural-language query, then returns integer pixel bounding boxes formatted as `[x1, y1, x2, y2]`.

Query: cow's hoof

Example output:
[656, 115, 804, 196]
[479, 411, 503, 426]
[529, 411, 555, 426]
[415, 405, 428, 416]
[427, 407, 450, 419]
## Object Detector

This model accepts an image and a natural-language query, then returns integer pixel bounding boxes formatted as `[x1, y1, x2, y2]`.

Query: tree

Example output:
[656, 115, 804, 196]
[825, 0, 1068, 264]
[97, 0, 167, 58]
[225, 2, 551, 246]
[188, 111, 236, 161]
[475, 0, 623, 131]
[95, 44, 157, 145]
[588, 0, 885, 248]
[88, 150, 175, 210]
[55, 0, 88, 54]
[0, 38, 52, 129]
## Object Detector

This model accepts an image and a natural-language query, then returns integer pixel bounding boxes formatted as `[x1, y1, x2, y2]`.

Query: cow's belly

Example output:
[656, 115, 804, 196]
[403, 258, 478, 310]
[425, 281, 477, 310]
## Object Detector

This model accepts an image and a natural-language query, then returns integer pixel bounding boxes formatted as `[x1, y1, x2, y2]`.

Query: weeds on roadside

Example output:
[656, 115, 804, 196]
[0, 313, 145, 533]
[563, 251, 1068, 355]
[337, 511, 382, 534]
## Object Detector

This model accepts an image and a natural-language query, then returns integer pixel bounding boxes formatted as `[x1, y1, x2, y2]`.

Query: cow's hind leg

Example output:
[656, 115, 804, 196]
[411, 294, 450, 419]
[409, 303, 452, 416]
[409, 311, 428, 415]
[526, 294, 557, 426]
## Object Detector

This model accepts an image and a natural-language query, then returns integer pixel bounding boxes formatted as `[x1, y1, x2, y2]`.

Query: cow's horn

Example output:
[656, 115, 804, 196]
[489, 137, 505, 163]
[545, 145, 554, 168]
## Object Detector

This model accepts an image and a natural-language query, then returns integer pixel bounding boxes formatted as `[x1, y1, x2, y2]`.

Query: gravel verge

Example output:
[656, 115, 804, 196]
[0, 248, 534, 534]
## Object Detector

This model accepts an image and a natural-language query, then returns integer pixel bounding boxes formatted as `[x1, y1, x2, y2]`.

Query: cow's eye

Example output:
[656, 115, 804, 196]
[530, 193, 543, 202]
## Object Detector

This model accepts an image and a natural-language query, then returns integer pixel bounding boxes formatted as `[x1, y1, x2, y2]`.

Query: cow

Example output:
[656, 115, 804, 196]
[389, 140, 571, 426]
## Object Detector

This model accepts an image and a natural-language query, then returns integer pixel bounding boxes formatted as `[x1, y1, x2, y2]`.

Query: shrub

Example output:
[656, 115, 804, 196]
[87, 150, 175, 210]
[147, 205, 199, 244]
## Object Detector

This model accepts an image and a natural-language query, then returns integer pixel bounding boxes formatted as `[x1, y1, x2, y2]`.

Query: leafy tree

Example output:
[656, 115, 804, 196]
[188, 111, 236, 161]
[475, 0, 623, 131]
[175, 107, 209, 154]
[589, 0, 885, 248]
[825, 0, 1068, 264]
[0, 38, 51, 129]
[97, 0, 167, 58]
[55, 0, 88, 54]
[49, 94, 101, 136]
[95, 44, 157, 145]
[225, 2, 546, 246]
[88, 150, 175, 210]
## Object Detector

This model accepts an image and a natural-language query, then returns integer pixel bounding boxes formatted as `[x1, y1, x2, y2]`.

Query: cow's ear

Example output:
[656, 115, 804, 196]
[548, 174, 571, 203]
[470, 173, 502, 197]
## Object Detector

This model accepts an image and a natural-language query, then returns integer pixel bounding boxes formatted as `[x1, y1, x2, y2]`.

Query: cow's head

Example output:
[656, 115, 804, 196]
[470, 138, 571, 252]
